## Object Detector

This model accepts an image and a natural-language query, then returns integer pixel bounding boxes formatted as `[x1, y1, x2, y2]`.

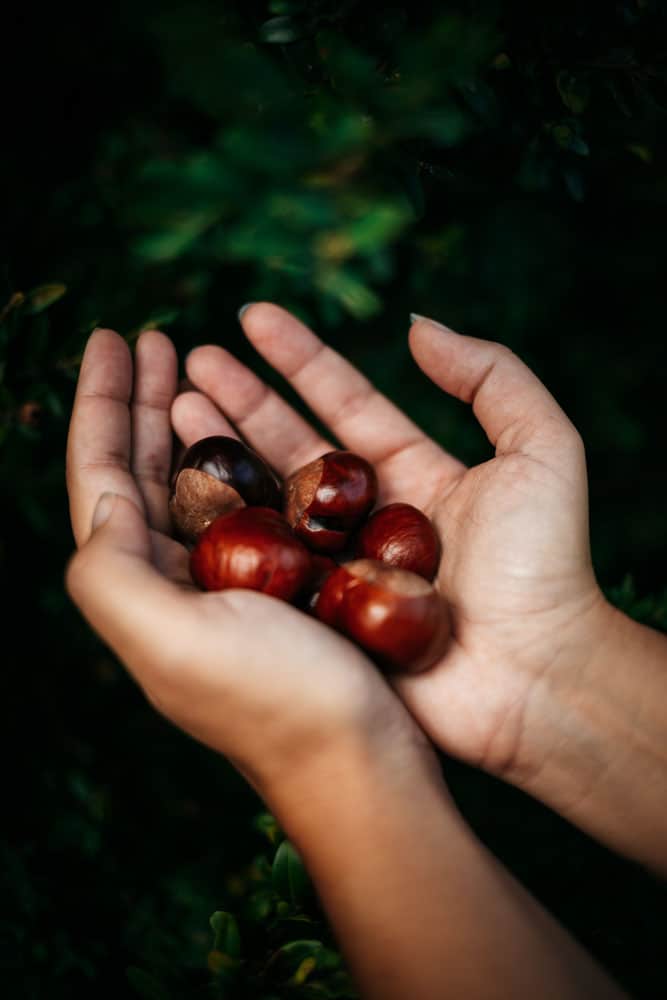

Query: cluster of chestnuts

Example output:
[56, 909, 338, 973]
[170, 436, 449, 673]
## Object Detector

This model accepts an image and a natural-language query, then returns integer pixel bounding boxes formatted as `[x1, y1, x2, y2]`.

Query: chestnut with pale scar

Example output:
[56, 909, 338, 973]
[315, 559, 450, 673]
[284, 450, 378, 553]
[185, 442, 448, 671]
[169, 434, 281, 544]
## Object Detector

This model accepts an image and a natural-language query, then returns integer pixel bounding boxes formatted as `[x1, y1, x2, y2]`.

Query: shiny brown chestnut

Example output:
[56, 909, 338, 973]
[314, 559, 450, 673]
[284, 450, 377, 553]
[355, 503, 441, 581]
[190, 507, 312, 602]
[170, 435, 281, 544]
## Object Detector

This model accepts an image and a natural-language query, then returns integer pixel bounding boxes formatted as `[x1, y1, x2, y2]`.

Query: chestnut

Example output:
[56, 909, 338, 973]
[170, 435, 281, 544]
[284, 450, 377, 553]
[355, 503, 441, 581]
[314, 559, 449, 673]
[190, 507, 312, 602]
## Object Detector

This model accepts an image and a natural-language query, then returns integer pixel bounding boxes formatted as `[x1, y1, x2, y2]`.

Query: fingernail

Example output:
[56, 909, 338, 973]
[238, 302, 256, 323]
[410, 313, 457, 333]
[92, 492, 116, 530]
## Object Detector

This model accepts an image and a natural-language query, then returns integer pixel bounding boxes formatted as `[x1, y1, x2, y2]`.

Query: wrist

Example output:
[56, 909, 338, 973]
[262, 712, 447, 841]
[507, 589, 617, 784]
[258, 685, 626, 1000]
[511, 594, 667, 870]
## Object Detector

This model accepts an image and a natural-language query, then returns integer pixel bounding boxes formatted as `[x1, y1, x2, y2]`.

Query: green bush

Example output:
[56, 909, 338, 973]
[2, 2, 666, 997]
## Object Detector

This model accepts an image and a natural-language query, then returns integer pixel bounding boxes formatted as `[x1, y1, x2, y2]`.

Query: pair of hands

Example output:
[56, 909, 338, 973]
[66, 303, 612, 804]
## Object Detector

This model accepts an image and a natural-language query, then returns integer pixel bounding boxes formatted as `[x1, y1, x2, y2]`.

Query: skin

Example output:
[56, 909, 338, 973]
[174, 305, 667, 874]
[64, 307, 661, 998]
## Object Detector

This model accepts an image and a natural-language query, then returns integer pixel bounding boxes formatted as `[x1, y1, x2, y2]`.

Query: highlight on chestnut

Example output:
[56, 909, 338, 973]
[355, 502, 441, 580]
[170, 435, 281, 545]
[284, 450, 377, 553]
[314, 559, 450, 673]
[183, 441, 448, 672]
[190, 507, 312, 603]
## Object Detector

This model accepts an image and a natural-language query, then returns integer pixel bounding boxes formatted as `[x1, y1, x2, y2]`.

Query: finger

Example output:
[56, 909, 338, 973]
[65, 493, 195, 686]
[171, 390, 240, 448]
[66, 329, 145, 547]
[185, 344, 332, 475]
[150, 530, 195, 587]
[409, 316, 582, 460]
[235, 304, 464, 490]
[131, 330, 179, 532]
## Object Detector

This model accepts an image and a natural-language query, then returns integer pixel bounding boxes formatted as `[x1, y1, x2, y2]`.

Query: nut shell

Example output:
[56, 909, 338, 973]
[170, 435, 281, 544]
[284, 451, 377, 553]
[190, 507, 312, 602]
[315, 558, 449, 672]
[355, 503, 441, 580]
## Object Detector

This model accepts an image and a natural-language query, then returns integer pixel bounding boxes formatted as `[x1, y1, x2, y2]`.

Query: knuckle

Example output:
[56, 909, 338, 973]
[64, 548, 89, 600]
[565, 422, 586, 455]
[495, 343, 519, 366]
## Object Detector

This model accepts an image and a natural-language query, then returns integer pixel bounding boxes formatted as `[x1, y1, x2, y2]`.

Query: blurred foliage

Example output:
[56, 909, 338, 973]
[1, 0, 666, 997]
[126, 814, 358, 998]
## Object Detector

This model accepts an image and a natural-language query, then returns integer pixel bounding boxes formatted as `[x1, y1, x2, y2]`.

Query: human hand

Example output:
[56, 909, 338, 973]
[64, 328, 428, 806]
[176, 305, 612, 797]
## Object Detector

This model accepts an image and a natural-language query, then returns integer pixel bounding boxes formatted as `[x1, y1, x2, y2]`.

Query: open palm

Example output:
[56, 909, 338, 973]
[175, 305, 608, 784]
[65, 327, 424, 795]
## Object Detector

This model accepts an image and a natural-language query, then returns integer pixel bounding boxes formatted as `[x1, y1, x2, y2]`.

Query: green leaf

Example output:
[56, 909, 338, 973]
[261, 16, 307, 44]
[209, 910, 241, 959]
[627, 143, 652, 164]
[272, 840, 313, 909]
[24, 283, 67, 314]
[254, 811, 282, 845]
[243, 889, 274, 923]
[134, 213, 216, 262]
[289, 955, 317, 985]
[0, 291, 26, 325]
[315, 267, 381, 318]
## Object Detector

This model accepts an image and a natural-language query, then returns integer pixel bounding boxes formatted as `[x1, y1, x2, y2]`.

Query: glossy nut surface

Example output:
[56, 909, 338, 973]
[170, 435, 281, 544]
[315, 558, 449, 672]
[355, 503, 441, 580]
[284, 450, 377, 553]
[190, 507, 312, 602]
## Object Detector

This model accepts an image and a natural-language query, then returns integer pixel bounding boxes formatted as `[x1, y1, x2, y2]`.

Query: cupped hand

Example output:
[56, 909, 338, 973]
[175, 305, 613, 787]
[65, 328, 425, 799]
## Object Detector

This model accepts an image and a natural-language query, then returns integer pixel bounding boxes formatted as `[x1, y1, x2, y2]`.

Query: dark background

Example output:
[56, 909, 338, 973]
[1, 1, 666, 997]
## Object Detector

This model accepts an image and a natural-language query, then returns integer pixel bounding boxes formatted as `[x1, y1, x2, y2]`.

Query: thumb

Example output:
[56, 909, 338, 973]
[66, 493, 186, 679]
[90, 491, 152, 559]
[409, 315, 581, 461]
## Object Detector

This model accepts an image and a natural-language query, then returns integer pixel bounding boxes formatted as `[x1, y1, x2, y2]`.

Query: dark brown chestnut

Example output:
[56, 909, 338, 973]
[170, 435, 281, 544]
[284, 450, 377, 553]
[189, 507, 312, 602]
[355, 503, 441, 581]
[314, 559, 449, 672]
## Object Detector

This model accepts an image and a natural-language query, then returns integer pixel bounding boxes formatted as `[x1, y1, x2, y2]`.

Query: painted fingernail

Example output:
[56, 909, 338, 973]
[92, 492, 116, 530]
[237, 303, 256, 322]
